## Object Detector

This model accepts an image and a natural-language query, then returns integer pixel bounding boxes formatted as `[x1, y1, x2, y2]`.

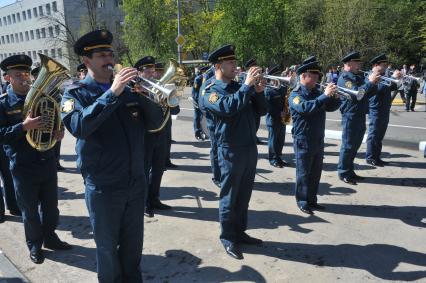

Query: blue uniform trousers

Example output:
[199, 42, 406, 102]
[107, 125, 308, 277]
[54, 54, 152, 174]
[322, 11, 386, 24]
[11, 159, 58, 252]
[0, 147, 19, 213]
[144, 131, 167, 206]
[405, 91, 417, 110]
[366, 116, 389, 162]
[208, 125, 221, 183]
[338, 116, 366, 178]
[293, 138, 324, 206]
[218, 145, 257, 245]
[193, 107, 203, 136]
[267, 123, 286, 163]
[85, 179, 144, 283]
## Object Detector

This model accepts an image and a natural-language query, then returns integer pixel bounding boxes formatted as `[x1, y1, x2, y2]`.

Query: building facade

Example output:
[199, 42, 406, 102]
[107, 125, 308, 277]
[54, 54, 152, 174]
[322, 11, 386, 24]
[0, 0, 124, 76]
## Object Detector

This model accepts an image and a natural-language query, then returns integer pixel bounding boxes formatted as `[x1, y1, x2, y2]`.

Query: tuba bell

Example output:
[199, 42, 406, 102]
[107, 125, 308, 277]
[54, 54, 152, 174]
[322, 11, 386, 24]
[22, 54, 70, 151]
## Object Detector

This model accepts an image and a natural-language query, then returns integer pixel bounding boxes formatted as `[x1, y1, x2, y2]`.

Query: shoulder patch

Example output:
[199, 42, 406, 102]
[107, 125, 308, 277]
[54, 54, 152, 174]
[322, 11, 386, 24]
[293, 84, 301, 92]
[208, 92, 219, 104]
[345, 81, 353, 89]
[61, 99, 75, 113]
[292, 96, 300, 105]
[204, 82, 214, 90]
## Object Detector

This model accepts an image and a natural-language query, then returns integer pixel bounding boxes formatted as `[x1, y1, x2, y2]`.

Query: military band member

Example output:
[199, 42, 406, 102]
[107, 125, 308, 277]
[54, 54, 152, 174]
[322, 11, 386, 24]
[337, 51, 379, 185]
[192, 66, 209, 140]
[0, 55, 71, 264]
[30, 66, 40, 81]
[289, 61, 340, 214]
[403, 65, 420, 112]
[61, 30, 162, 282]
[264, 65, 288, 168]
[204, 44, 267, 259]
[77, 63, 88, 80]
[365, 54, 397, 166]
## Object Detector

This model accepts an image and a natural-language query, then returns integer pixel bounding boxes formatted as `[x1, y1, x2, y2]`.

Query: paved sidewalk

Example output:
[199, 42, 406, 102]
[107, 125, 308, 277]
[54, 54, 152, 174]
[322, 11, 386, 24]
[0, 118, 425, 282]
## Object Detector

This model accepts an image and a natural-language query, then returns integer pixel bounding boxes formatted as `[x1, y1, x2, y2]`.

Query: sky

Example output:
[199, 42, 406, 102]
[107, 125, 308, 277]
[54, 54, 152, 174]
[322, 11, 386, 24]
[0, 0, 16, 8]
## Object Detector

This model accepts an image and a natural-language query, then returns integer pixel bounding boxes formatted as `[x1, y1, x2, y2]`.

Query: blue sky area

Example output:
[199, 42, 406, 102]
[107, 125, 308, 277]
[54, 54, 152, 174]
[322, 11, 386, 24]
[0, 0, 16, 8]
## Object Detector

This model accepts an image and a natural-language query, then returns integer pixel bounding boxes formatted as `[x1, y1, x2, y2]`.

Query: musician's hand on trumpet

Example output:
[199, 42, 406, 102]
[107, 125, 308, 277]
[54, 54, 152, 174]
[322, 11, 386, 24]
[244, 66, 262, 87]
[368, 71, 381, 85]
[110, 66, 138, 96]
[324, 83, 339, 98]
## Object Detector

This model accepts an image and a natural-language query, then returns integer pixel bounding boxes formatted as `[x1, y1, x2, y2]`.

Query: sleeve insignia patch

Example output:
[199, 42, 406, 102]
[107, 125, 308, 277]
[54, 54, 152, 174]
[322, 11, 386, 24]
[61, 99, 75, 113]
[292, 96, 300, 105]
[208, 92, 219, 104]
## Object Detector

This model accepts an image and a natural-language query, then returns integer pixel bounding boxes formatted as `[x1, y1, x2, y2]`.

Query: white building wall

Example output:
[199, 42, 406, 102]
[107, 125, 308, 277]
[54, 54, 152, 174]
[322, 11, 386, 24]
[0, 0, 69, 70]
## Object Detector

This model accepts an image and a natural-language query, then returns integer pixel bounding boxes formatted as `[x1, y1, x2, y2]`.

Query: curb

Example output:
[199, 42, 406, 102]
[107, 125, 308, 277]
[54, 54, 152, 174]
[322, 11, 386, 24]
[0, 250, 29, 282]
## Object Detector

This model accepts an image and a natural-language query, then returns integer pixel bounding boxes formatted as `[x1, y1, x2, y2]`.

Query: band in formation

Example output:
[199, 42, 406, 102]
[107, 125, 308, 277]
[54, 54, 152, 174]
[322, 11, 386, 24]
[0, 28, 423, 282]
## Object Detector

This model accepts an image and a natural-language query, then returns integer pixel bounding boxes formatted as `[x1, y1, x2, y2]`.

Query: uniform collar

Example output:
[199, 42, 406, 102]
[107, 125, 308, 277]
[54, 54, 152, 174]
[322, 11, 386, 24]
[7, 87, 26, 107]
[81, 74, 108, 96]
[215, 79, 229, 89]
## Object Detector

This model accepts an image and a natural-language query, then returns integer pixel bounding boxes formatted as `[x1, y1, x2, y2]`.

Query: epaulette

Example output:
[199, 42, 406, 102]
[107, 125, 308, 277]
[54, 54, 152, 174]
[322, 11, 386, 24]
[204, 81, 215, 90]
[292, 84, 301, 92]
[66, 82, 85, 91]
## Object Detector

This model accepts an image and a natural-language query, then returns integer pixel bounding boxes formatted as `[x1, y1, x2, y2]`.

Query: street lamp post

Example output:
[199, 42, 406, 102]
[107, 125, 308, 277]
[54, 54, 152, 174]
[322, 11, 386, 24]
[177, 0, 182, 64]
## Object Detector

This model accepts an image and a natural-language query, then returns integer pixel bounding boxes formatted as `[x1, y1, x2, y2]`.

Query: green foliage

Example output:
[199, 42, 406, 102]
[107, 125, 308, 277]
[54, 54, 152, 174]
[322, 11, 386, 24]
[122, 0, 425, 68]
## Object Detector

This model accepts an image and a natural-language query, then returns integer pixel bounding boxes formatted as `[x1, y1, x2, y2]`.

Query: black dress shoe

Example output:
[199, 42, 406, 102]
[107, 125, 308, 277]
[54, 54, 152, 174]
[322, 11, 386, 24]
[238, 233, 263, 245]
[340, 176, 357, 185]
[57, 164, 66, 171]
[298, 204, 313, 215]
[224, 243, 243, 260]
[0, 214, 5, 223]
[378, 159, 389, 165]
[212, 179, 221, 188]
[195, 133, 202, 141]
[9, 209, 21, 216]
[30, 250, 45, 264]
[44, 236, 72, 250]
[165, 161, 178, 168]
[366, 159, 383, 167]
[310, 203, 326, 210]
[144, 207, 154, 218]
[278, 159, 289, 166]
[152, 201, 172, 210]
[352, 174, 365, 180]
[270, 161, 283, 168]
[200, 132, 208, 141]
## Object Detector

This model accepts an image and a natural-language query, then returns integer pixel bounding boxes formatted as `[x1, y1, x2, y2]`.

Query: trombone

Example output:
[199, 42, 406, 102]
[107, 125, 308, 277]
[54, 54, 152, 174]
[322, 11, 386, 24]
[316, 83, 365, 101]
[240, 72, 295, 89]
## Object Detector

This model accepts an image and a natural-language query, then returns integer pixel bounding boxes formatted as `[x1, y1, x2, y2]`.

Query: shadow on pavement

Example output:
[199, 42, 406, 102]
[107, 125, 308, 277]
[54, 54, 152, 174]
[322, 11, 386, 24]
[245, 242, 426, 281]
[44, 245, 97, 273]
[360, 177, 426, 188]
[322, 203, 426, 228]
[161, 186, 219, 202]
[142, 249, 266, 282]
[253, 182, 357, 198]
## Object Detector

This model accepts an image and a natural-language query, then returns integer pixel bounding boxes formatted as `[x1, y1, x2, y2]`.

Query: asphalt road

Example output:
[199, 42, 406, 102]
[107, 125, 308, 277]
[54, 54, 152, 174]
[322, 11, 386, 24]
[179, 88, 426, 150]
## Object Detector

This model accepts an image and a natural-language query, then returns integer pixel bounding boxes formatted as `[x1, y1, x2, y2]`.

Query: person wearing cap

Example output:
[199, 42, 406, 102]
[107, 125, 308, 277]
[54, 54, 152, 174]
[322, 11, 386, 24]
[365, 54, 398, 167]
[61, 30, 163, 282]
[289, 61, 340, 215]
[337, 51, 380, 185]
[203, 44, 267, 259]
[30, 66, 40, 81]
[77, 63, 87, 80]
[0, 54, 70, 263]
[192, 66, 209, 140]
[134, 56, 172, 217]
[403, 64, 420, 112]
[264, 65, 288, 168]
[198, 65, 221, 187]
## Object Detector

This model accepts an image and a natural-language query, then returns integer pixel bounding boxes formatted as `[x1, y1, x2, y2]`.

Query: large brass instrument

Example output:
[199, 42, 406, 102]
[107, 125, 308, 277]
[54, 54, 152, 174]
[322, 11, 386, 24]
[22, 54, 70, 151]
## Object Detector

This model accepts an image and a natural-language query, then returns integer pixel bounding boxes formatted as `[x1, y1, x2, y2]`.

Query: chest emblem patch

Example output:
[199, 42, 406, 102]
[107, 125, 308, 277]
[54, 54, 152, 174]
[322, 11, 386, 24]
[208, 92, 219, 104]
[61, 99, 75, 113]
[292, 96, 300, 105]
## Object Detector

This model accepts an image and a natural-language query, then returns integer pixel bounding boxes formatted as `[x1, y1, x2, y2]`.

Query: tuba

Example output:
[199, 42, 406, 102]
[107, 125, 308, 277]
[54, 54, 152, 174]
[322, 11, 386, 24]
[22, 54, 70, 151]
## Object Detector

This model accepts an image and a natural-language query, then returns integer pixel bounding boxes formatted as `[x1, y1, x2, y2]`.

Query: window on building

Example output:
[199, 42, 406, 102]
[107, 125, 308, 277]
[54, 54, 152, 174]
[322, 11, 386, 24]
[25, 31, 29, 41]
[3, 17, 6, 26]
[14, 34, 18, 42]
[55, 25, 60, 35]
[27, 51, 31, 58]
[10, 34, 14, 43]
[38, 50, 42, 56]
[8, 15, 11, 24]
[58, 48, 62, 59]
[19, 32, 23, 41]
[1, 36, 4, 44]
[6, 35, 10, 43]
[39, 6, 44, 16]
[33, 8, 38, 17]
[41, 28, 46, 38]
[22, 11, 26, 20]
[52, 1, 58, 12]
[30, 30, 34, 40]
[12, 14, 16, 23]
[51, 49, 56, 58]
[48, 26, 53, 37]
[33, 51, 37, 59]
[46, 3, 51, 15]
[36, 29, 40, 39]
[27, 9, 32, 19]
[0, 18, 2, 27]
[17, 13, 20, 22]
[44, 49, 48, 55]
[98, 0, 105, 8]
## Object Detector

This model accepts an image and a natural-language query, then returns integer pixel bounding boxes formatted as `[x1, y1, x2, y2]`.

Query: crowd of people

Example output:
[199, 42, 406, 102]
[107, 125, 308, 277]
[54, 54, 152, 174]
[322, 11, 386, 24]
[0, 27, 425, 283]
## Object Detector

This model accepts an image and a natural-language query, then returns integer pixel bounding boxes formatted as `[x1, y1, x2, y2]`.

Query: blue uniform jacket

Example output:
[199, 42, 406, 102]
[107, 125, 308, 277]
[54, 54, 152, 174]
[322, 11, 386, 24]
[61, 75, 163, 187]
[338, 71, 376, 118]
[368, 79, 397, 118]
[203, 80, 267, 147]
[289, 84, 340, 143]
[192, 75, 203, 108]
[0, 88, 56, 170]
[198, 69, 216, 130]
[264, 85, 287, 127]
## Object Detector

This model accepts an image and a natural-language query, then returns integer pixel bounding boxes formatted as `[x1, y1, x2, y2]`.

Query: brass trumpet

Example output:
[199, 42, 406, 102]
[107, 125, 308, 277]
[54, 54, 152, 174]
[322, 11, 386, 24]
[316, 83, 365, 101]
[240, 72, 295, 89]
